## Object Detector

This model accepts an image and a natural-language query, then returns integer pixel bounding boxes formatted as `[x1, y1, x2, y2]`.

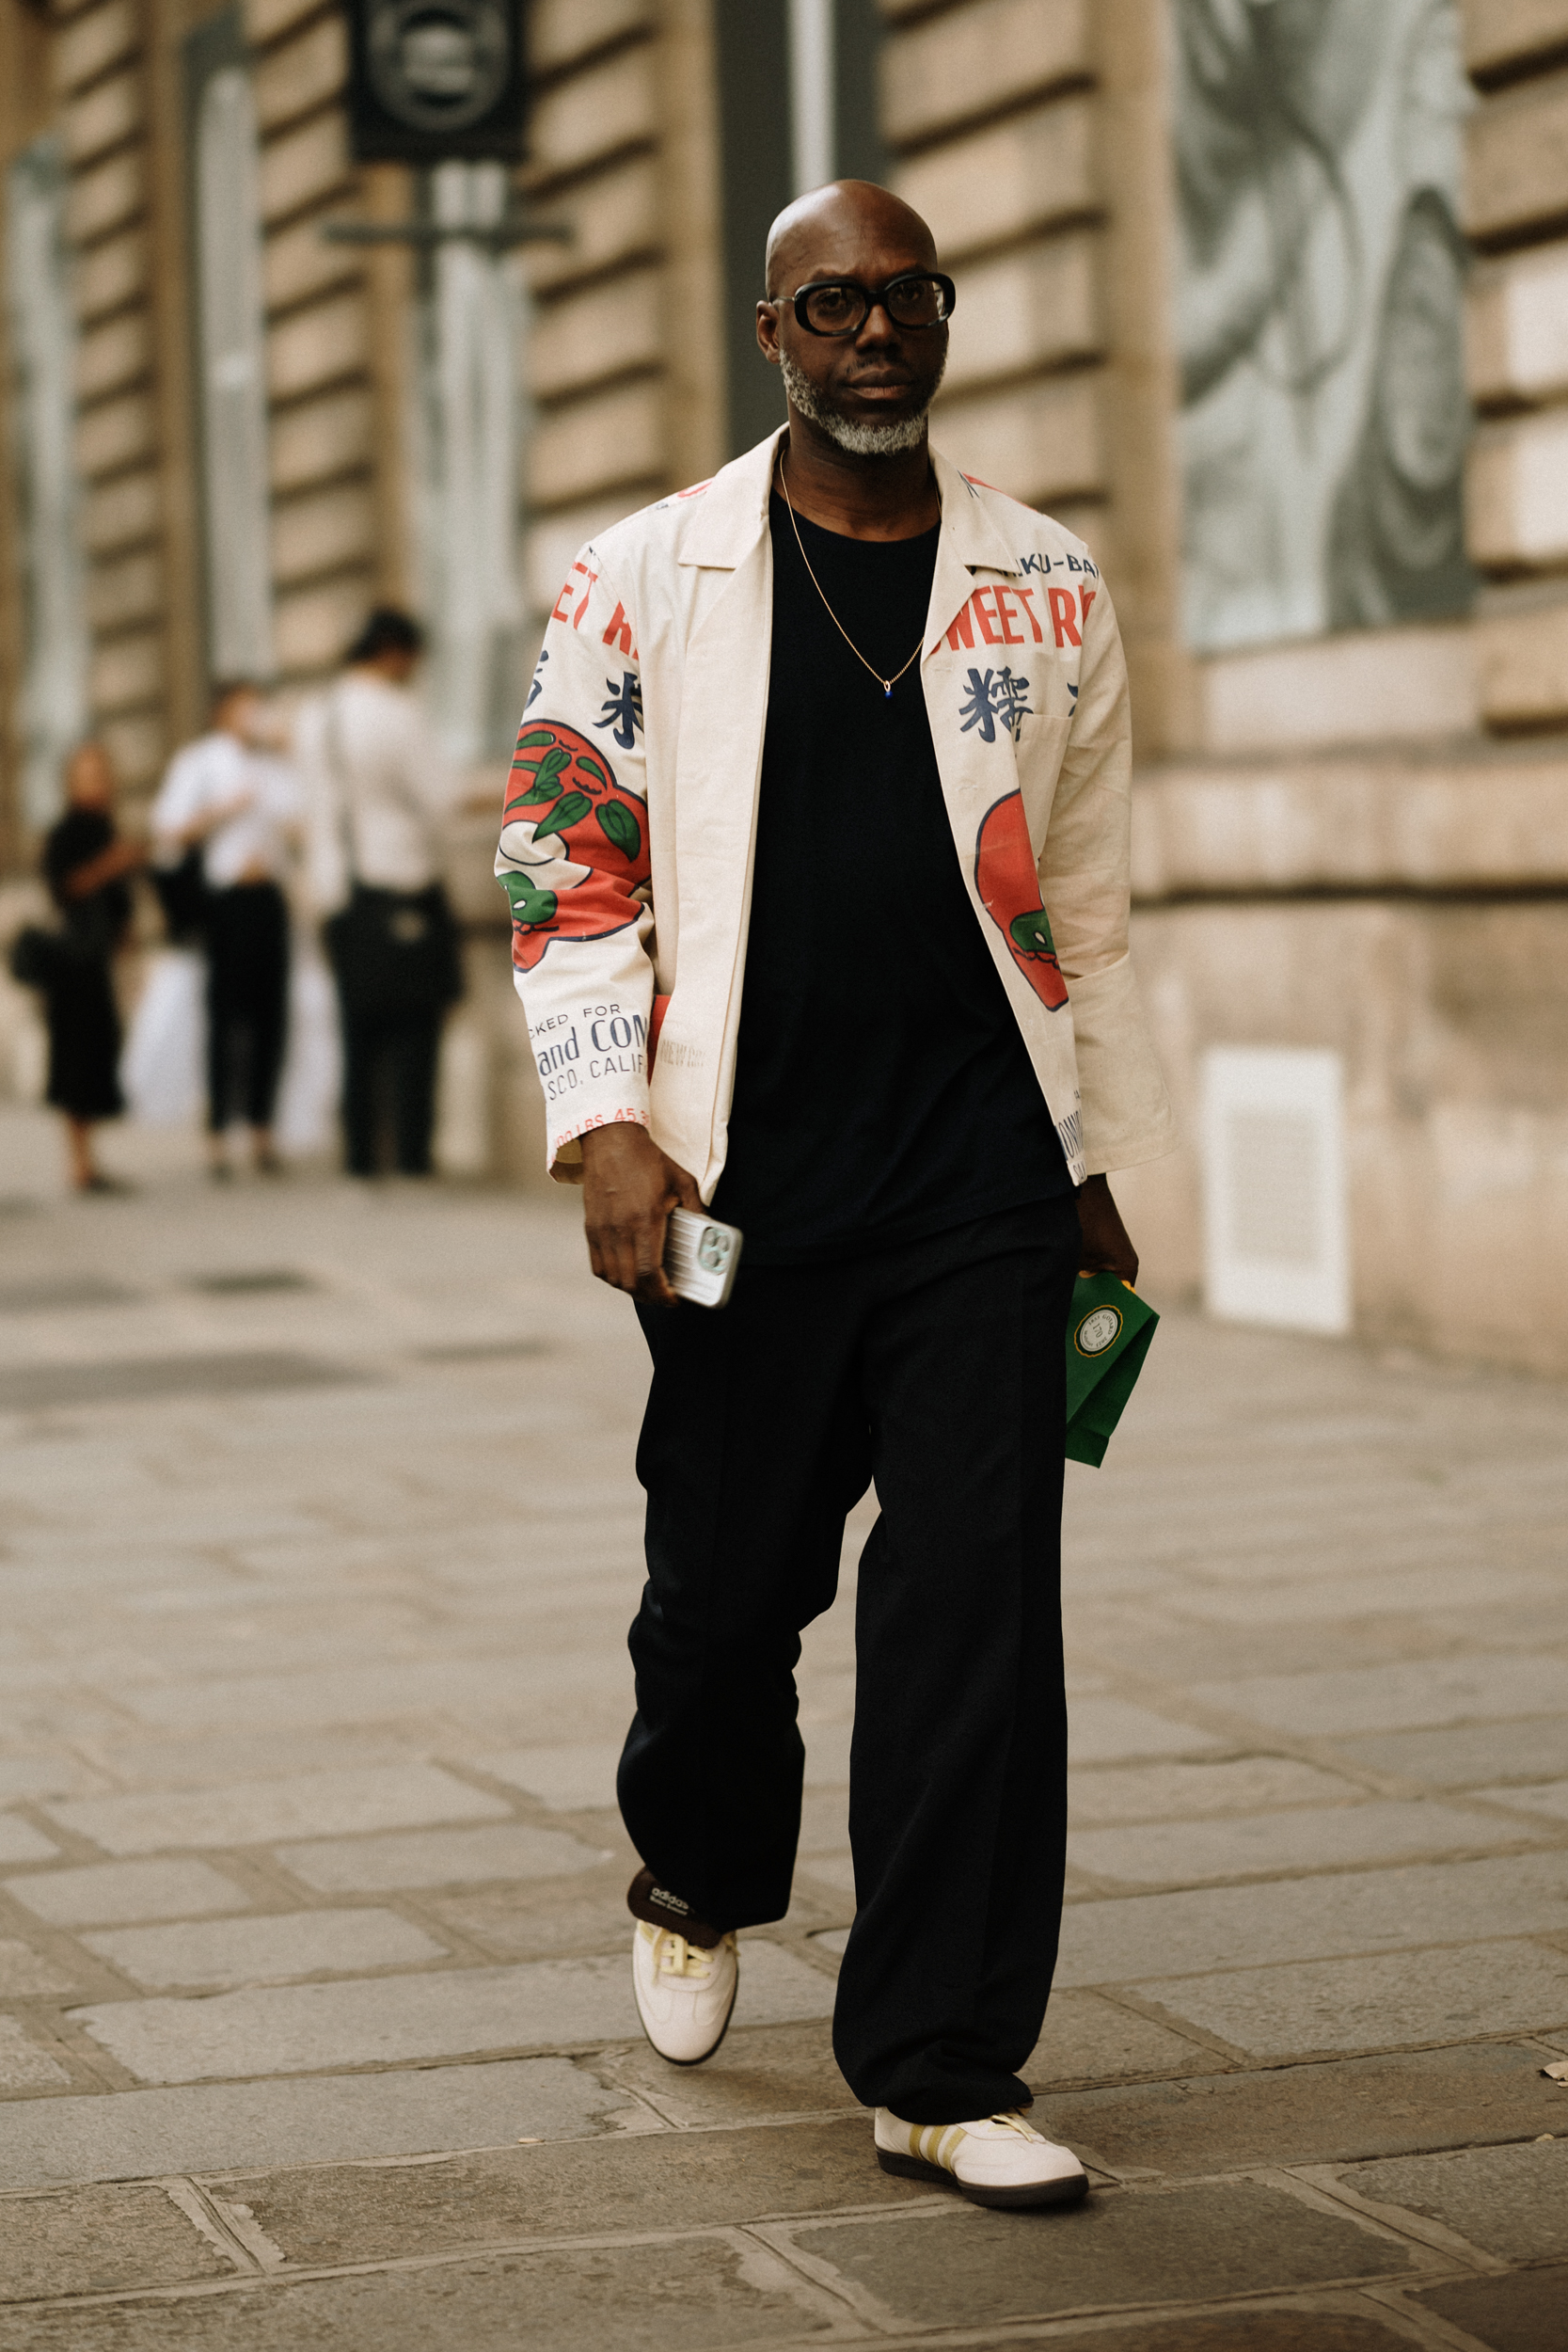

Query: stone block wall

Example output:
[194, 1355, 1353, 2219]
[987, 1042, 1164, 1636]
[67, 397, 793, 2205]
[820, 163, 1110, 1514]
[245, 0, 409, 684]
[871, 2, 1567, 1371]
[41, 0, 179, 809]
[0, 0, 415, 831]
[884, 0, 1180, 739]
[517, 0, 723, 633]
[464, 1, 730, 1184]
[1104, 0, 1568, 1373]
[885, 2, 1104, 536]
[1464, 1, 1568, 726]
[0, 0, 734, 1186]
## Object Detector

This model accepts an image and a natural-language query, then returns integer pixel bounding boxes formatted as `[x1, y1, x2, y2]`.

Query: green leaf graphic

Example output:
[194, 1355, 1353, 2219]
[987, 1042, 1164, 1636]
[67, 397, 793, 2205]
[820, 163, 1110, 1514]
[513, 772, 563, 808]
[500, 871, 558, 927]
[513, 744, 569, 784]
[595, 801, 641, 860]
[515, 729, 555, 752]
[544, 790, 592, 834]
[576, 755, 610, 790]
[1009, 910, 1055, 955]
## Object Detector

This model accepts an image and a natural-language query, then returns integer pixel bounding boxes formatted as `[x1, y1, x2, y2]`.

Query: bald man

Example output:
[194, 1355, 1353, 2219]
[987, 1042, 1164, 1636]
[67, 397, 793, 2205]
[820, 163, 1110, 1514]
[497, 182, 1174, 2208]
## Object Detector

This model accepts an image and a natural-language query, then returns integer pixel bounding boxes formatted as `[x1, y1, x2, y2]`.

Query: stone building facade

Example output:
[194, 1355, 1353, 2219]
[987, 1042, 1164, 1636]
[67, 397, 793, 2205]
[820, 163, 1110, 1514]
[3, 0, 1567, 1370]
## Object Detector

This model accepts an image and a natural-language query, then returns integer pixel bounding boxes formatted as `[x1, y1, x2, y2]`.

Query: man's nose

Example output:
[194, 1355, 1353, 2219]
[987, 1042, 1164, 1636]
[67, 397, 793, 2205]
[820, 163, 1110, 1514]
[855, 303, 899, 346]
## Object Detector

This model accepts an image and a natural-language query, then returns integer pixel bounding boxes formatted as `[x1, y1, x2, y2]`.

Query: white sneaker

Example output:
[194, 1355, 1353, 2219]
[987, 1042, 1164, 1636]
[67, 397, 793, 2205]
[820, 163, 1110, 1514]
[874, 2106, 1088, 2209]
[631, 1918, 738, 2065]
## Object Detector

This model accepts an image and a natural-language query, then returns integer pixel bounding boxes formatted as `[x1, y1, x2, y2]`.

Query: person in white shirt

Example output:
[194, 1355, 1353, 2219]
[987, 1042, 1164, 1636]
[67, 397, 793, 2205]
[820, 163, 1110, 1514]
[295, 609, 464, 1177]
[151, 682, 301, 1179]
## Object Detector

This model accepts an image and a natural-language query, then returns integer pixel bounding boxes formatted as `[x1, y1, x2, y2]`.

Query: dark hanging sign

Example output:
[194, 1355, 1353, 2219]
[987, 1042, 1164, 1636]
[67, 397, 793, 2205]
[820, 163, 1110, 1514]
[345, 0, 526, 162]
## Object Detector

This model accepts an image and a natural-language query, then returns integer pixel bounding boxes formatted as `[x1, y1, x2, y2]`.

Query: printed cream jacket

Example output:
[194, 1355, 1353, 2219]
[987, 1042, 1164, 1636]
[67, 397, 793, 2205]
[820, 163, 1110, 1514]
[495, 427, 1176, 1196]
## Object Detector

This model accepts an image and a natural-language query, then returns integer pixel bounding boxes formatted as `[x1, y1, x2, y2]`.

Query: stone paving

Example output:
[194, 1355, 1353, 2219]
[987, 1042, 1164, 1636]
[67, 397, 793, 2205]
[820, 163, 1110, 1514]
[0, 1104, 1565, 2348]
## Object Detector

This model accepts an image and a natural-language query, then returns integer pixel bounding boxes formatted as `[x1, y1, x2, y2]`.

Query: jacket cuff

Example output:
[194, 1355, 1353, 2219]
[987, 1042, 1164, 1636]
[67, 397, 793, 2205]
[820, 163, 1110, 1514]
[1065, 953, 1179, 1174]
[547, 1106, 650, 1183]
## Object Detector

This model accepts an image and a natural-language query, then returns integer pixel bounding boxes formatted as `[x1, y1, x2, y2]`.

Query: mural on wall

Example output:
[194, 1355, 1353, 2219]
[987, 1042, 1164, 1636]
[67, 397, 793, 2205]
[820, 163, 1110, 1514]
[1175, 0, 1475, 652]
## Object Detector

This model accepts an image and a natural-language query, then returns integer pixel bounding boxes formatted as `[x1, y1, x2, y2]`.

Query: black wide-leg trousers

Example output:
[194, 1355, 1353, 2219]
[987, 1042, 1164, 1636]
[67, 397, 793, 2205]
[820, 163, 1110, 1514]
[204, 882, 289, 1133]
[340, 1005, 443, 1176]
[620, 1196, 1079, 2123]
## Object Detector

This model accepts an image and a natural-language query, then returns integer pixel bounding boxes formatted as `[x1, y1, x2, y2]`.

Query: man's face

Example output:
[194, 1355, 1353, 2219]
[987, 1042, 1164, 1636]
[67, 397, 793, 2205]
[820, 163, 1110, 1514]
[214, 688, 261, 740]
[65, 743, 115, 811]
[758, 203, 948, 456]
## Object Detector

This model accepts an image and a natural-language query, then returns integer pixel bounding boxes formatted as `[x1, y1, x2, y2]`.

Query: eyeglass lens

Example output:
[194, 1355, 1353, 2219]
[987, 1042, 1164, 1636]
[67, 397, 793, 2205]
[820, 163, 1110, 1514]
[800, 276, 950, 333]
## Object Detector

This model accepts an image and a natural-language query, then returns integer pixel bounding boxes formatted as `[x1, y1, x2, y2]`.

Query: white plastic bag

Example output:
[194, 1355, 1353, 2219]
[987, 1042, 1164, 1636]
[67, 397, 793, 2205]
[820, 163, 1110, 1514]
[121, 948, 205, 1127]
[274, 939, 342, 1155]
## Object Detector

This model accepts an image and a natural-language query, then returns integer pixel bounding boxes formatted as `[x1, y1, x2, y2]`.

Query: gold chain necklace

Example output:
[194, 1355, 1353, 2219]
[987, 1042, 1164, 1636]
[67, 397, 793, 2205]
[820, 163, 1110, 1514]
[776, 459, 926, 698]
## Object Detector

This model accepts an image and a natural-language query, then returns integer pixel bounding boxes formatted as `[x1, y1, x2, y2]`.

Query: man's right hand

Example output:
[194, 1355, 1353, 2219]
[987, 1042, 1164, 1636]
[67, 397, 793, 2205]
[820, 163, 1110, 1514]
[579, 1124, 702, 1307]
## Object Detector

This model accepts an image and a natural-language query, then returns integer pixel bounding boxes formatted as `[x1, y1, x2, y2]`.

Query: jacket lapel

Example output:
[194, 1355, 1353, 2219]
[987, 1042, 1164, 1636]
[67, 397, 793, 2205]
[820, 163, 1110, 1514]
[669, 428, 780, 880]
[920, 447, 1067, 1034]
[653, 433, 784, 1184]
[922, 444, 1029, 830]
[924, 447, 1022, 652]
[676, 430, 782, 571]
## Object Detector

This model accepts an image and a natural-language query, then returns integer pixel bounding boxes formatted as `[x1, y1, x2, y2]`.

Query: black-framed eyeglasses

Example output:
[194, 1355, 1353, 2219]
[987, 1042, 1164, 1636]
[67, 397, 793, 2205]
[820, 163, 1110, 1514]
[771, 272, 957, 338]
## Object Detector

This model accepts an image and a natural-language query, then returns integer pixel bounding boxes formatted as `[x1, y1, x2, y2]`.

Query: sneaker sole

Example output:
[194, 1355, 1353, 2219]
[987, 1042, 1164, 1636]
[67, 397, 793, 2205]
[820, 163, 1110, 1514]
[876, 2147, 1089, 2210]
[633, 1971, 738, 2068]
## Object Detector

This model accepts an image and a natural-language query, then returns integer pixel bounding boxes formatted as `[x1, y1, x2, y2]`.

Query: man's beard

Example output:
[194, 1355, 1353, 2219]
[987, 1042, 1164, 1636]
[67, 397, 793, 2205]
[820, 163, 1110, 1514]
[779, 347, 944, 456]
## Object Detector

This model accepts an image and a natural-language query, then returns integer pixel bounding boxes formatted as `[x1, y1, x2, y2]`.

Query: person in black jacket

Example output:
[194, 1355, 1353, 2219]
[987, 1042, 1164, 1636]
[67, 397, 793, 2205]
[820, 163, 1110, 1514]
[40, 742, 143, 1193]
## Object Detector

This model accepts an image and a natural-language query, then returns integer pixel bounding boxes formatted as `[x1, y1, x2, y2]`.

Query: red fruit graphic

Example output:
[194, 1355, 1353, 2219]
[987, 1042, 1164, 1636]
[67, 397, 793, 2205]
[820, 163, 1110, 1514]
[502, 720, 649, 973]
[974, 792, 1068, 1009]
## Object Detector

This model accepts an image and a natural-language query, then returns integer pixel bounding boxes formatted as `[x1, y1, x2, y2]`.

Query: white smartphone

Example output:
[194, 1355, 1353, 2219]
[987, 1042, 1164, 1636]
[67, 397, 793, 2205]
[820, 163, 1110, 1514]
[663, 1207, 744, 1308]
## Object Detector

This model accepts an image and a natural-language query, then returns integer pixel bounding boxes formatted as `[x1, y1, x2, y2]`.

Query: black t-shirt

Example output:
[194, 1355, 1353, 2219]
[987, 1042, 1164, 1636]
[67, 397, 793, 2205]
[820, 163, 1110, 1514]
[42, 808, 133, 948]
[711, 494, 1070, 1264]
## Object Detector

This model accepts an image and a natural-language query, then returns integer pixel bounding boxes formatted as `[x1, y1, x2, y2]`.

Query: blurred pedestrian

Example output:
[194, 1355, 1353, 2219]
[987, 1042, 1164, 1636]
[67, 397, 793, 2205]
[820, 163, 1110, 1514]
[297, 609, 464, 1179]
[35, 741, 142, 1193]
[151, 682, 301, 1180]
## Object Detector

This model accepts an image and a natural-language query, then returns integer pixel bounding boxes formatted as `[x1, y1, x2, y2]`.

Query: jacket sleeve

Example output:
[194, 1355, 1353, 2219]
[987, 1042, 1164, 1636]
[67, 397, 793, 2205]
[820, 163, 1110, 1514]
[1038, 575, 1176, 1175]
[496, 543, 656, 1179]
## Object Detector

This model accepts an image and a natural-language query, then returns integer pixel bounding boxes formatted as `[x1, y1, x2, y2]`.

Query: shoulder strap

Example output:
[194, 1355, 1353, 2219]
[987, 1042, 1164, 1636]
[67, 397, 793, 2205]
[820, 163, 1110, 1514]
[322, 685, 357, 888]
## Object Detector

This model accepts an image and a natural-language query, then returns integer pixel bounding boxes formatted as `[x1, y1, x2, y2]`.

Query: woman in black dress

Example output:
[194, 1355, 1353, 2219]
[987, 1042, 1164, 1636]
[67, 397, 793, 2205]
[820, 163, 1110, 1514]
[40, 742, 142, 1192]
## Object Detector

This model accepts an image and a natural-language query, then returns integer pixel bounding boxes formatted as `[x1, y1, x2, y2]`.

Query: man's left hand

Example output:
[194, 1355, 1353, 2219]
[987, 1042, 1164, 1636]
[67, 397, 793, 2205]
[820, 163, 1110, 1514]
[1076, 1172, 1138, 1284]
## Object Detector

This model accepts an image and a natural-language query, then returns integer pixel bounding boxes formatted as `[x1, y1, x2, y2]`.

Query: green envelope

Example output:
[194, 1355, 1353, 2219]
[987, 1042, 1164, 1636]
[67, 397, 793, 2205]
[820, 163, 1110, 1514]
[1064, 1274, 1159, 1468]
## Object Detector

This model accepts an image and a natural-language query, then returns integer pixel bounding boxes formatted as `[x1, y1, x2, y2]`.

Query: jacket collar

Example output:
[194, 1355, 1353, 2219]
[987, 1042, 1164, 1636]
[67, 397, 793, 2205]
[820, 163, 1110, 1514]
[675, 428, 1022, 581]
[675, 430, 784, 567]
[928, 445, 1021, 578]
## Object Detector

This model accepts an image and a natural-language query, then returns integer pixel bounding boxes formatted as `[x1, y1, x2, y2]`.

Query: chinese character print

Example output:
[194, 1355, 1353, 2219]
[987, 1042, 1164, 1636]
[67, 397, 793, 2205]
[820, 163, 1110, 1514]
[958, 666, 1032, 745]
[595, 672, 644, 752]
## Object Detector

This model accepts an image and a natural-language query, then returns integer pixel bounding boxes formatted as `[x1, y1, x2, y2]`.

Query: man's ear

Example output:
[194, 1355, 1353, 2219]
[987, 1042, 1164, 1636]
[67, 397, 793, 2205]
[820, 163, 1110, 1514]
[756, 301, 782, 363]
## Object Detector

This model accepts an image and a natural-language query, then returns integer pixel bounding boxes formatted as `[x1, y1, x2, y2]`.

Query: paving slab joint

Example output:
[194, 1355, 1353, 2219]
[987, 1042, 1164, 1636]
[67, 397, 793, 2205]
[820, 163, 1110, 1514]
[1285, 2158, 1513, 2275]
[741, 2216, 912, 2334]
[859, 2292, 1490, 2352]
[1357, 2278, 1527, 2352]
[7, 2216, 911, 2321]
[575, 2066, 693, 2131]
[199, 2186, 291, 2270]
[157, 2177, 262, 2275]
[1081, 1983, 1247, 2067]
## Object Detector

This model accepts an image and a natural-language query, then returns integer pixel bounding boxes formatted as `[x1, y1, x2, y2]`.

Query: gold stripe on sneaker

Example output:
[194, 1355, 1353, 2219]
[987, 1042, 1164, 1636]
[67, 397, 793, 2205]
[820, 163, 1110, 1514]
[936, 2124, 964, 2169]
